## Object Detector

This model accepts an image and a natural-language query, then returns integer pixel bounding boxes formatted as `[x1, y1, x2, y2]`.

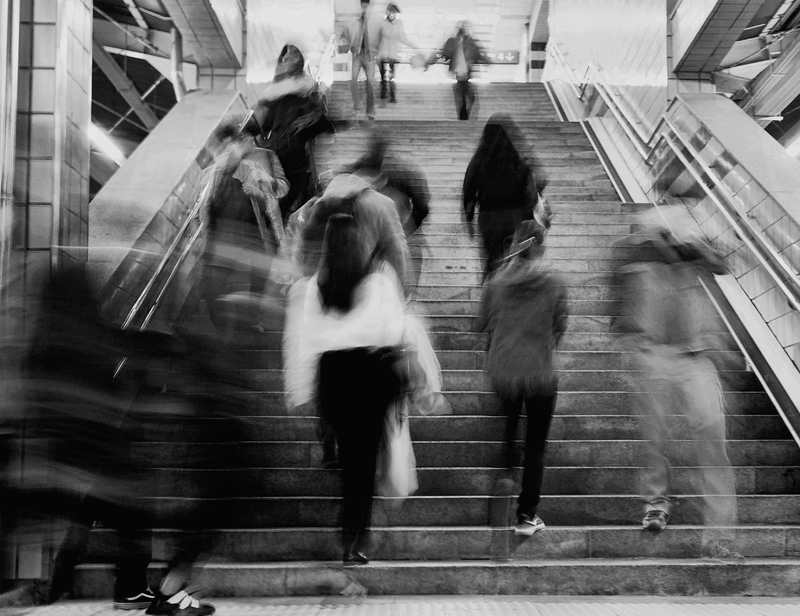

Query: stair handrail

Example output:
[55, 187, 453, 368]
[546, 39, 800, 315]
[120, 181, 210, 332]
[312, 33, 338, 84]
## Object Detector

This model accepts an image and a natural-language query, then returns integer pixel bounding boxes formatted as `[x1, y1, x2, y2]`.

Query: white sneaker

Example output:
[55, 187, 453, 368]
[514, 514, 545, 536]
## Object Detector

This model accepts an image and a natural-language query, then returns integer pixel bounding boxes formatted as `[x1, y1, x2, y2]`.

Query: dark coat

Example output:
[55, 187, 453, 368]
[476, 259, 568, 396]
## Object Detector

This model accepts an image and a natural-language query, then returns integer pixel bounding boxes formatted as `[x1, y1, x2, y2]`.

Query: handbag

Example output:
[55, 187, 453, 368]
[375, 399, 418, 499]
[402, 311, 452, 415]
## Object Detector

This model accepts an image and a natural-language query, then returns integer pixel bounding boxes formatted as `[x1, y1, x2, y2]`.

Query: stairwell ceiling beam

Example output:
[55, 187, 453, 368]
[92, 41, 160, 132]
[93, 5, 168, 58]
[121, 0, 149, 30]
[92, 99, 149, 133]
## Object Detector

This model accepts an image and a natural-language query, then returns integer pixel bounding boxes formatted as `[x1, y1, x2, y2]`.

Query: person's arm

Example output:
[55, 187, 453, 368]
[553, 281, 569, 346]
[266, 149, 290, 199]
[475, 281, 493, 333]
[283, 278, 314, 409]
[462, 156, 479, 232]
[398, 22, 417, 49]
[370, 191, 410, 290]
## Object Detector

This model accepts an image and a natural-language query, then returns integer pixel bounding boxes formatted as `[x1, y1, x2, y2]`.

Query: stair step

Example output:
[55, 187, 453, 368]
[82, 525, 800, 563]
[102, 494, 800, 527]
[136, 439, 800, 469]
[73, 557, 800, 597]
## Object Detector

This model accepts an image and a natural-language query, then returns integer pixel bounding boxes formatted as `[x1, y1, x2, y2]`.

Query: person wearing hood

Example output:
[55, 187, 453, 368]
[475, 220, 568, 537]
[254, 44, 333, 220]
[464, 114, 547, 275]
[297, 173, 410, 290]
[611, 212, 742, 560]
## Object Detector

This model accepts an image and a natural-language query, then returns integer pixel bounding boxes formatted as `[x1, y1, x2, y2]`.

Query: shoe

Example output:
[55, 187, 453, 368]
[390, 97, 397, 103]
[642, 510, 669, 531]
[114, 587, 155, 610]
[146, 590, 215, 616]
[367, 113, 376, 120]
[704, 543, 745, 562]
[514, 514, 545, 536]
[343, 550, 369, 566]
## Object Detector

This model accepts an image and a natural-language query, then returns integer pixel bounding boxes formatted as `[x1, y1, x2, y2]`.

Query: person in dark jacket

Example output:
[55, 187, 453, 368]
[254, 44, 333, 219]
[342, 133, 430, 236]
[476, 220, 568, 536]
[464, 114, 545, 275]
[428, 21, 488, 120]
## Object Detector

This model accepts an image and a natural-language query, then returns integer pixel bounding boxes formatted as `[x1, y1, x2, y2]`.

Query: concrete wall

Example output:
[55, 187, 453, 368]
[88, 89, 246, 325]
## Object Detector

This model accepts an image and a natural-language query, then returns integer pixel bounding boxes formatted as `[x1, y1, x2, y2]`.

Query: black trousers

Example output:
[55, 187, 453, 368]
[453, 79, 474, 120]
[501, 390, 557, 518]
[317, 347, 403, 554]
[379, 59, 396, 100]
[479, 208, 533, 275]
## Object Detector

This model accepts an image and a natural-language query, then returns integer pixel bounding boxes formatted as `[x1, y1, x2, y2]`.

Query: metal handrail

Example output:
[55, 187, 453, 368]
[313, 33, 339, 84]
[120, 181, 210, 331]
[547, 38, 800, 311]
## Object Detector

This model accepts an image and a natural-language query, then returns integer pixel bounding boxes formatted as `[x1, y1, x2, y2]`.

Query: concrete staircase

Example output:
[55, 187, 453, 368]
[76, 83, 800, 597]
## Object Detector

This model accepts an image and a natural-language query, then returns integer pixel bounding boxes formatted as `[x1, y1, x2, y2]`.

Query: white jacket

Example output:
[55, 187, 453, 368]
[283, 266, 405, 407]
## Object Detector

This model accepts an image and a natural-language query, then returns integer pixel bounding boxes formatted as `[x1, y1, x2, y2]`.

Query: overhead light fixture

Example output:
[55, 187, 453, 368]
[89, 124, 126, 166]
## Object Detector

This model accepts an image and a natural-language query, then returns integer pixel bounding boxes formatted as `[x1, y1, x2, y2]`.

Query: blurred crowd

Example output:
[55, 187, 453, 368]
[0, 5, 743, 614]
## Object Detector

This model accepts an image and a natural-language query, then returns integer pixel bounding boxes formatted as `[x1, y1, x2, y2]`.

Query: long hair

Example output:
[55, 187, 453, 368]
[318, 213, 370, 312]
[469, 114, 529, 196]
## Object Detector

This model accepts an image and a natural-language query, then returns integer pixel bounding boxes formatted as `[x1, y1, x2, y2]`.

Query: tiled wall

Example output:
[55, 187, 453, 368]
[14, 0, 91, 298]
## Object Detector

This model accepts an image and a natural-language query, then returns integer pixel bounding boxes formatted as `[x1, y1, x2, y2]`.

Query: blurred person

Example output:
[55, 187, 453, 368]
[341, 0, 384, 119]
[427, 21, 488, 120]
[254, 44, 333, 220]
[612, 213, 742, 560]
[297, 173, 410, 291]
[283, 214, 407, 565]
[342, 132, 430, 236]
[475, 221, 568, 536]
[378, 3, 417, 103]
[199, 120, 289, 340]
[0, 267, 160, 611]
[464, 114, 546, 275]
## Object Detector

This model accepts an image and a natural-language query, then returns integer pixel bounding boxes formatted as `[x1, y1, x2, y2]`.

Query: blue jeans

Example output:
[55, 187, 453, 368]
[351, 53, 376, 114]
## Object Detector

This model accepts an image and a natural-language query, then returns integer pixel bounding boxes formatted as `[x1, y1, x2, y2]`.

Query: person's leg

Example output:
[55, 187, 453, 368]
[350, 55, 364, 113]
[636, 349, 674, 521]
[379, 59, 388, 99]
[681, 356, 737, 529]
[517, 392, 557, 518]
[457, 80, 470, 120]
[364, 56, 376, 116]
[465, 79, 475, 117]
[499, 387, 524, 469]
[388, 60, 397, 102]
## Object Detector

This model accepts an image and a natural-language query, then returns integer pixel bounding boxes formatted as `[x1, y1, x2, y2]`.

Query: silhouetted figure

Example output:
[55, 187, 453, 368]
[464, 114, 544, 274]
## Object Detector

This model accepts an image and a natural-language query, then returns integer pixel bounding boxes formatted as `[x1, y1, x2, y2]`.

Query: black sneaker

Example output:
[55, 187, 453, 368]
[114, 587, 155, 610]
[145, 590, 215, 616]
[642, 509, 669, 531]
[343, 550, 369, 566]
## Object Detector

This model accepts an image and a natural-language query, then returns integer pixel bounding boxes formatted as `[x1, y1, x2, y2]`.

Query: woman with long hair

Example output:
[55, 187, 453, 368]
[463, 113, 545, 274]
[283, 214, 406, 564]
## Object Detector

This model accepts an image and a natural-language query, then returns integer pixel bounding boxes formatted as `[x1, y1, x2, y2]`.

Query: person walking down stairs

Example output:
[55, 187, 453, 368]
[612, 213, 743, 561]
[476, 220, 568, 536]
[378, 3, 418, 103]
[341, 0, 384, 120]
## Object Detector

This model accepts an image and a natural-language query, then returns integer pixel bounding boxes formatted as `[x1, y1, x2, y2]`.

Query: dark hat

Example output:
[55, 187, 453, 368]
[387, 2, 400, 12]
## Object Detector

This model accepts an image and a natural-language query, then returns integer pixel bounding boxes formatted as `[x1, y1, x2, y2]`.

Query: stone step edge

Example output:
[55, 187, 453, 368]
[88, 524, 800, 533]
